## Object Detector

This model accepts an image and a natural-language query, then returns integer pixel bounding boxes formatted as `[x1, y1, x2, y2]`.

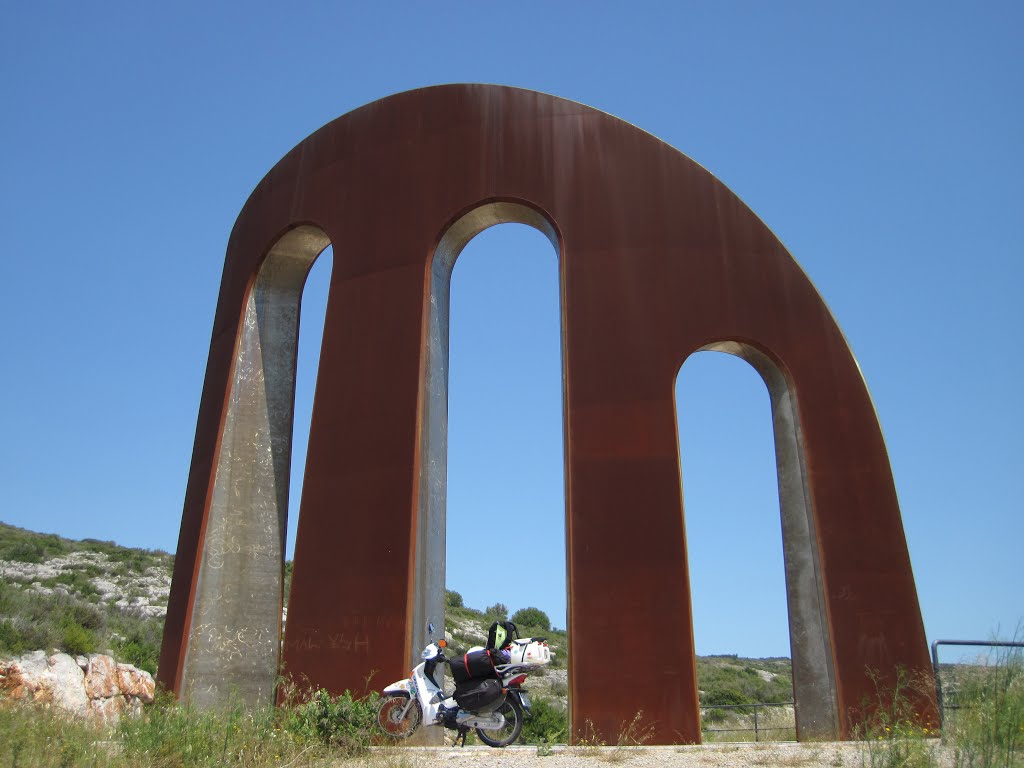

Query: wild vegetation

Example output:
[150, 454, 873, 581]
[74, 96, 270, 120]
[942, 641, 1024, 768]
[5, 521, 1019, 762]
[0, 522, 169, 671]
[847, 644, 1024, 768]
[0, 689, 406, 768]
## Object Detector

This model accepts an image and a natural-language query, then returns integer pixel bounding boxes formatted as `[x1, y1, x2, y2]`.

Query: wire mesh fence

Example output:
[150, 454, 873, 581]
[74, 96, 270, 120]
[700, 701, 795, 742]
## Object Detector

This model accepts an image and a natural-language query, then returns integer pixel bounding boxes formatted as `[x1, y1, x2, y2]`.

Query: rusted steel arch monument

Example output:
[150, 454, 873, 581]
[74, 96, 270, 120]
[159, 85, 934, 743]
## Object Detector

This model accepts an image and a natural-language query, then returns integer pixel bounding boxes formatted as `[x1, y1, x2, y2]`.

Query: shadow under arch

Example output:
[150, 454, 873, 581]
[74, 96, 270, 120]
[678, 341, 838, 738]
[170, 224, 331, 707]
[414, 201, 561, 657]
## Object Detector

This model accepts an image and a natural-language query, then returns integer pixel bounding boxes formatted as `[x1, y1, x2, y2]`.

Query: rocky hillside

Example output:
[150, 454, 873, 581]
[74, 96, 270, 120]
[0, 523, 170, 673]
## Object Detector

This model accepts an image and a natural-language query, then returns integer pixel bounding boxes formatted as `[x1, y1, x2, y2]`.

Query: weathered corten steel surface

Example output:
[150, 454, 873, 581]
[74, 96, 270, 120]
[159, 85, 935, 743]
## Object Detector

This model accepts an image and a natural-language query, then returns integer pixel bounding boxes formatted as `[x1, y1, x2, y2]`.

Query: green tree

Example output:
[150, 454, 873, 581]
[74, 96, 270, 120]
[484, 603, 508, 622]
[446, 590, 464, 608]
[511, 607, 551, 631]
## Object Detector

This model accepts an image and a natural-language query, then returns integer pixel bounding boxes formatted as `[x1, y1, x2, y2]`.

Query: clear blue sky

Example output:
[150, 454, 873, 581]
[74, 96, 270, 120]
[2, 1, 1020, 660]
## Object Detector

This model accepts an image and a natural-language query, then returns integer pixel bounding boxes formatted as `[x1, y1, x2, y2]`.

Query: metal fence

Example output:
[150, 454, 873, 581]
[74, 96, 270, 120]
[931, 639, 1024, 729]
[700, 701, 795, 742]
[695, 641, 1023, 743]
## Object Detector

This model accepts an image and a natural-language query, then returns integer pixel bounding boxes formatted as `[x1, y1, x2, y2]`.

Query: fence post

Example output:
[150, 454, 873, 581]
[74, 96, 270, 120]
[753, 706, 759, 742]
[931, 639, 1024, 733]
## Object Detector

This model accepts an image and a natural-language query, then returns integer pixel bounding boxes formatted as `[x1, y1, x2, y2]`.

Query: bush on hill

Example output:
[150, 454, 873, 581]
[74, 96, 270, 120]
[511, 606, 551, 632]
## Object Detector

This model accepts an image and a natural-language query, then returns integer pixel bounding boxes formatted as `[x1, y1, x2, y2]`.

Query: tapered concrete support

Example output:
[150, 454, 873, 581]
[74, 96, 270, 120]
[162, 227, 329, 706]
[160, 85, 935, 741]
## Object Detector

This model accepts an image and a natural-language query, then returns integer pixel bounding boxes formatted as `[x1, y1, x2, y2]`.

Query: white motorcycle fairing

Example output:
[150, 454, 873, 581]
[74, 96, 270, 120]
[377, 637, 551, 747]
[380, 674, 505, 729]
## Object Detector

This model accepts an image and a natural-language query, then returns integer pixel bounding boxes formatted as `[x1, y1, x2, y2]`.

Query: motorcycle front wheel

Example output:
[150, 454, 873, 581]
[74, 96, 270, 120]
[376, 694, 422, 739]
[475, 697, 523, 747]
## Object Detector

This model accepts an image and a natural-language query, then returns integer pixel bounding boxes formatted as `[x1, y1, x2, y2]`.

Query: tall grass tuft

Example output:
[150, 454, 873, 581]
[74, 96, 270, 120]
[853, 667, 939, 768]
[945, 641, 1024, 768]
[0, 687, 387, 768]
[0, 702, 113, 768]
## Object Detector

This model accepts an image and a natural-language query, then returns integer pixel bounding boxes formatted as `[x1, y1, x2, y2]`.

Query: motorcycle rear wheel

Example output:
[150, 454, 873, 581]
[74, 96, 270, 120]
[376, 694, 422, 739]
[475, 698, 523, 747]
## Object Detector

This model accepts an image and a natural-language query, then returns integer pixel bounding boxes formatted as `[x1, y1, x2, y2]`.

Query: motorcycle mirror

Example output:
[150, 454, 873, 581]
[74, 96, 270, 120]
[438, 639, 447, 648]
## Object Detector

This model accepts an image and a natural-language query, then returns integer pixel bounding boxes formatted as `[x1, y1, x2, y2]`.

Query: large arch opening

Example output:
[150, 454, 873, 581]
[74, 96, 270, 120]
[180, 225, 332, 707]
[676, 342, 839, 739]
[446, 222, 565, 621]
[411, 201, 565, 659]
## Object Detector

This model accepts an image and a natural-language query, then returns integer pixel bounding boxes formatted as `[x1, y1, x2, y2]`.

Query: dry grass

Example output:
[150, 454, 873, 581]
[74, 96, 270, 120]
[748, 747, 823, 766]
[568, 712, 654, 762]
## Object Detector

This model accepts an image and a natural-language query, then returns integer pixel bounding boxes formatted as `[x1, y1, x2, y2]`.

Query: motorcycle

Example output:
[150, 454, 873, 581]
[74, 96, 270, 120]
[376, 633, 553, 747]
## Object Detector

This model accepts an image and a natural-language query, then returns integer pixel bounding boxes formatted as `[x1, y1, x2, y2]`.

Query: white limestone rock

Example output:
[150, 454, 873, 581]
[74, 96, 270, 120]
[44, 653, 89, 715]
[0, 650, 154, 724]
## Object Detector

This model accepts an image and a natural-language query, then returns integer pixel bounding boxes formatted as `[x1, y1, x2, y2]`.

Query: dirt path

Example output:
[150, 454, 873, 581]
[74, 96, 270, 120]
[355, 741, 956, 768]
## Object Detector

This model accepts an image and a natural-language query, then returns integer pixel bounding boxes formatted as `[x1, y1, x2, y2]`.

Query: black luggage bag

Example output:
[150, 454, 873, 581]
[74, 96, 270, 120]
[453, 678, 504, 713]
[450, 649, 497, 685]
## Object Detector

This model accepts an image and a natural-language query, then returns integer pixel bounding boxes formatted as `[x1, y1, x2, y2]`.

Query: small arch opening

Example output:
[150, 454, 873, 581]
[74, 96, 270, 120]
[676, 351, 794, 738]
[676, 342, 838, 739]
[284, 244, 333, 623]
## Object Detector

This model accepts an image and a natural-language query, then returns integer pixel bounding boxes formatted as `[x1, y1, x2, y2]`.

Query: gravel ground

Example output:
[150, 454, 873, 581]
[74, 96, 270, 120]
[362, 742, 956, 768]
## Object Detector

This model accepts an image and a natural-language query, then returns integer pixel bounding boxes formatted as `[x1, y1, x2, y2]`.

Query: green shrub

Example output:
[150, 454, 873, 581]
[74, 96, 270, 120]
[703, 686, 747, 708]
[280, 688, 379, 755]
[60, 619, 97, 656]
[78, 537, 120, 554]
[520, 696, 568, 745]
[0, 581, 17, 614]
[696, 656, 793, 708]
[54, 569, 100, 597]
[0, 524, 72, 563]
[0, 590, 111, 657]
[446, 589, 464, 608]
[484, 603, 508, 622]
[512, 607, 551, 632]
[3, 617, 51, 655]
[114, 632, 160, 674]
[0, 619, 30, 656]
[57, 600, 105, 632]
[701, 705, 730, 724]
